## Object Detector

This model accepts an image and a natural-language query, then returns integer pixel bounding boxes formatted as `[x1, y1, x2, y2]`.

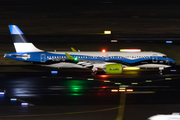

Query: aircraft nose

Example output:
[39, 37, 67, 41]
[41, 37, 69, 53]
[170, 60, 176, 65]
[172, 61, 176, 65]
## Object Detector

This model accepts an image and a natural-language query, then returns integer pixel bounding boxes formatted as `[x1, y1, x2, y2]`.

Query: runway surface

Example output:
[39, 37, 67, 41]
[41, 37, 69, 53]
[0, 65, 180, 120]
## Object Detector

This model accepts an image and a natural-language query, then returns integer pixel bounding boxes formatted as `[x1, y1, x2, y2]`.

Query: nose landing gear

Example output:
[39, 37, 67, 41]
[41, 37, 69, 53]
[159, 67, 164, 75]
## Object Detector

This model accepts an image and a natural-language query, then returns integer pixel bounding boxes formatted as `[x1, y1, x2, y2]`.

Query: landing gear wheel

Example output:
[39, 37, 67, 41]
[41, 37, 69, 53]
[159, 67, 164, 76]
[91, 72, 95, 77]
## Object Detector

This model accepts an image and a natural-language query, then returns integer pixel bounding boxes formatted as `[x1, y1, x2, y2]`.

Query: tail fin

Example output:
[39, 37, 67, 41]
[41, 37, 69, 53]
[8, 25, 43, 53]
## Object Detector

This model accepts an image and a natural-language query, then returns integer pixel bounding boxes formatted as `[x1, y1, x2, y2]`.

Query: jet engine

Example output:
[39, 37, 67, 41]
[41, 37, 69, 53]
[103, 64, 123, 74]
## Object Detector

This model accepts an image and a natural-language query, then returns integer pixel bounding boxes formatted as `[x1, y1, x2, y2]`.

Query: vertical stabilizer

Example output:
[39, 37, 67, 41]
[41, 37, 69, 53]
[8, 25, 43, 53]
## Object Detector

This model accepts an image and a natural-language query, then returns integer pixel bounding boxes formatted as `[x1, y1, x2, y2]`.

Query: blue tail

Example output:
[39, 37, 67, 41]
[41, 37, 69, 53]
[8, 25, 42, 52]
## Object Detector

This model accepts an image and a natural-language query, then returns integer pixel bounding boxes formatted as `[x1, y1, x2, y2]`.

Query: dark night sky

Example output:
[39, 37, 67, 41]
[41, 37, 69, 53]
[1, 0, 180, 35]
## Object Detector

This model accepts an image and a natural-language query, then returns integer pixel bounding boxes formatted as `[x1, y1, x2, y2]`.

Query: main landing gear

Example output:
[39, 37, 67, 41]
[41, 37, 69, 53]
[91, 71, 96, 76]
[91, 68, 97, 77]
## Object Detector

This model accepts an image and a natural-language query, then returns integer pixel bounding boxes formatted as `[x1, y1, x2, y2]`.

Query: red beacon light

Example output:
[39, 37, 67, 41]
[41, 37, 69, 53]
[102, 49, 106, 53]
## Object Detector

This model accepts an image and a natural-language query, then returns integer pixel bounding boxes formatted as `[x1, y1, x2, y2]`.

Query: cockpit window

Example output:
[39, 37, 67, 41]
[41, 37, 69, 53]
[162, 56, 167, 59]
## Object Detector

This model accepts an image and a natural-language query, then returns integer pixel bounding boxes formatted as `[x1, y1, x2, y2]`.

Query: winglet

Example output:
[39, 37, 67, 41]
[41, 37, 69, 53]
[65, 52, 74, 59]
[65, 52, 78, 61]
[71, 47, 77, 52]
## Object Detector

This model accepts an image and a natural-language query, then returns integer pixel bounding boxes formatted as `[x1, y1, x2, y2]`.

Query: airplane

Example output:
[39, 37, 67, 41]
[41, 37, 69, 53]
[148, 113, 180, 120]
[4, 25, 176, 76]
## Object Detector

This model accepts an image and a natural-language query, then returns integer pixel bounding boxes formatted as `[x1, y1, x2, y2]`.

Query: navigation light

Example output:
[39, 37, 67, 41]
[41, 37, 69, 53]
[74, 57, 78, 61]
[102, 49, 106, 53]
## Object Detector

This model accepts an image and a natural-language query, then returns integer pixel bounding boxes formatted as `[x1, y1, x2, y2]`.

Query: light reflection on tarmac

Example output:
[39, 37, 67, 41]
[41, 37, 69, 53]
[0, 67, 180, 120]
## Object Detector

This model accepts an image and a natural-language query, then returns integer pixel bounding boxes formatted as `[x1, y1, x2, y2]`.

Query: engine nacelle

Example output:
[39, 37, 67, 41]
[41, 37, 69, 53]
[103, 64, 122, 74]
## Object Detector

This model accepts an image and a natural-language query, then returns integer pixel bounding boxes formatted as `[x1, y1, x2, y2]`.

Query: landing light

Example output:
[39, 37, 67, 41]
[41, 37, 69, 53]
[120, 49, 141, 52]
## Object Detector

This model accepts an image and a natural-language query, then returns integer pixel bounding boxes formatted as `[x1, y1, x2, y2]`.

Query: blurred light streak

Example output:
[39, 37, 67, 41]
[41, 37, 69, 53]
[104, 80, 110, 82]
[21, 103, 28, 106]
[65, 80, 86, 94]
[120, 85, 129, 88]
[170, 69, 177, 71]
[87, 78, 94, 80]
[119, 88, 126, 89]
[115, 83, 121, 85]
[70, 93, 83, 96]
[119, 89, 126, 92]
[146, 80, 152, 82]
[166, 41, 172, 43]
[104, 31, 111, 34]
[100, 75, 109, 78]
[51, 71, 58, 74]
[111, 89, 118, 92]
[126, 89, 133, 92]
[120, 49, 141, 52]
[10, 98, 17, 101]
[111, 40, 117, 42]
[165, 78, 172, 80]
[66, 77, 72, 79]
[123, 67, 140, 70]
[0, 92, 4, 95]
[131, 83, 138, 85]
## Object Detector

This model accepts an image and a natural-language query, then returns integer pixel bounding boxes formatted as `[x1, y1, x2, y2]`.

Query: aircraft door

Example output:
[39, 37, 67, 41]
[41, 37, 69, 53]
[105, 54, 109, 61]
[152, 54, 158, 63]
[41, 54, 46, 62]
